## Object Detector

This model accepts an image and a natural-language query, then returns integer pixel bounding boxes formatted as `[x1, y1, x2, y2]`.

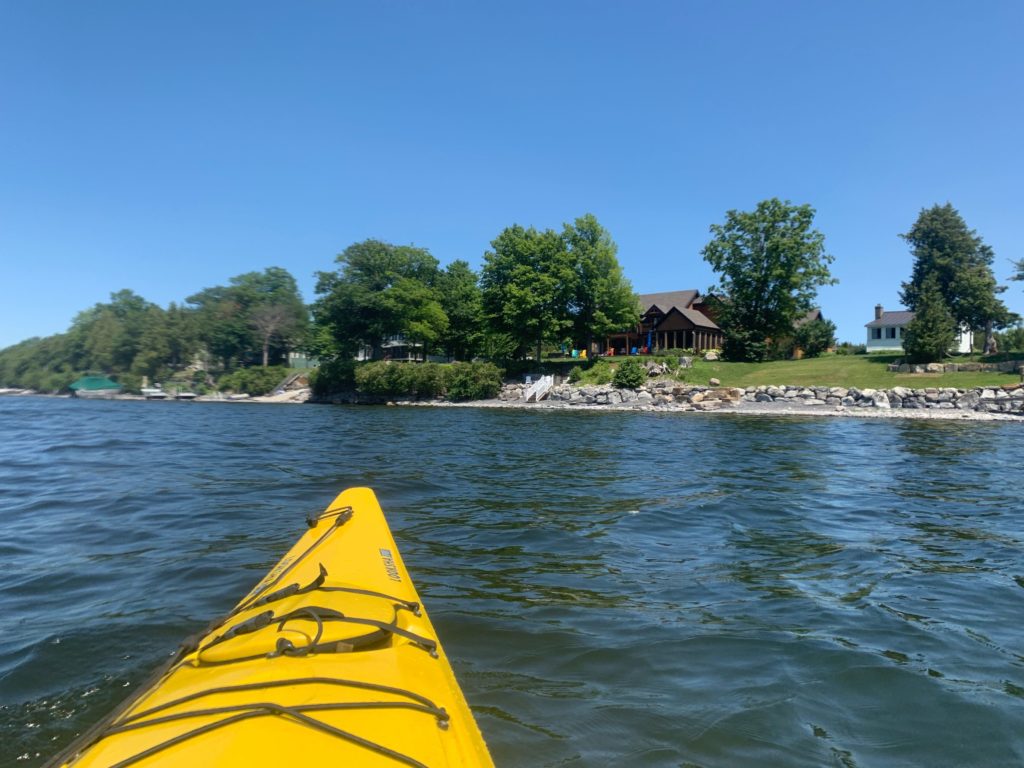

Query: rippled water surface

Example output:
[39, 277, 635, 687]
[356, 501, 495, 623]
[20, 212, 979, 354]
[1, 397, 1023, 766]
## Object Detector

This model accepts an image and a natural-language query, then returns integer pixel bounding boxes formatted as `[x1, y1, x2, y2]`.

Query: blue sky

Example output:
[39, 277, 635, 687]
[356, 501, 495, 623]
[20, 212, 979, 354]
[2, 1, 1022, 349]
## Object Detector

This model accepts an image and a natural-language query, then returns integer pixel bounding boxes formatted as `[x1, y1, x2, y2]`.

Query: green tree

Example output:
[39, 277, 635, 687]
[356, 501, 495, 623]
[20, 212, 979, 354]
[436, 260, 484, 361]
[902, 274, 957, 362]
[900, 203, 1011, 354]
[701, 198, 835, 361]
[792, 318, 837, 359]
[480, 224, 574, 361]
[164, 302, 200, 369]
[66, 290, 157, 373]
[189, 267, 307, 369]
[313, 240, 446, 360]
[563, 214, 638, 350]
[130, 305, 172, 379]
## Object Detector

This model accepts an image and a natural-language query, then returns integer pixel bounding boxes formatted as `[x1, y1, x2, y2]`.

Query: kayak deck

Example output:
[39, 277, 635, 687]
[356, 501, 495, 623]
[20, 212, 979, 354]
[50, 487, 493, 768]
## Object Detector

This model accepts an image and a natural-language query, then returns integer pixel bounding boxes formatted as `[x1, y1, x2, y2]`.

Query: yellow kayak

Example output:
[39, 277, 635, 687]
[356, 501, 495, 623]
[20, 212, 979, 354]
[48, 487, 494, 768]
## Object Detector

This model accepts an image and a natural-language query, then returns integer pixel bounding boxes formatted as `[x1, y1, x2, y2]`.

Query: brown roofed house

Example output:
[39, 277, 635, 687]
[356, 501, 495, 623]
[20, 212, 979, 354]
[604, 290, 723, 354]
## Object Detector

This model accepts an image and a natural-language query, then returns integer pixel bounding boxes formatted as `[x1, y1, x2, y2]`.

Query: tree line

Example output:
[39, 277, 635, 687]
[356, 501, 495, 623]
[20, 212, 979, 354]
[0, 268, 309, 392]
[1, 202, 1019, 392]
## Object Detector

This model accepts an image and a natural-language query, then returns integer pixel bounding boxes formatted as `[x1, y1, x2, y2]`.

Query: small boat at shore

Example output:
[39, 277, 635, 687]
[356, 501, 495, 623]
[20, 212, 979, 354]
[46, 487, 494, 768]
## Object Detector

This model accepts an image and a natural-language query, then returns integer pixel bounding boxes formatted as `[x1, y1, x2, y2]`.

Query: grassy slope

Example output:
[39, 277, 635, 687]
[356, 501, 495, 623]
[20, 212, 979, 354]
[687, 354, 1022, 389]
[565, 353, 1023, 389]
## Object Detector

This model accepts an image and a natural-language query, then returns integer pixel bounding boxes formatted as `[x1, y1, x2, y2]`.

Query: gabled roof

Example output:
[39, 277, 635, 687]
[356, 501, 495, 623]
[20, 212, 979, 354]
[676, 307, 721, 330]
[794, 308, 824, 327]
[638, 290, 699, 315]
[866, 311, 914, 328]
[69, 375, 121, 391]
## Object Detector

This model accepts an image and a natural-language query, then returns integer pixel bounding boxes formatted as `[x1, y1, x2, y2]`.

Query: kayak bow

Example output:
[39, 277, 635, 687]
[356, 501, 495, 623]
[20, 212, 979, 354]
[48, 487, 494, 768]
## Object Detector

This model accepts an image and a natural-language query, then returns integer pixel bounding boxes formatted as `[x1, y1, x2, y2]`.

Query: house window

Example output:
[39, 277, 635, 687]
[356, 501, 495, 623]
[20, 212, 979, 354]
[871, 328, 882, 339]
[885, 327, 896, 339]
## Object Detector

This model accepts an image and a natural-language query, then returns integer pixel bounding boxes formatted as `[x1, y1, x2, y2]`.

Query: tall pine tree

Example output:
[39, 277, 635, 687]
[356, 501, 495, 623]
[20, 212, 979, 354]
[899, 204, 1011, 353]
[902, 274, 957, 362]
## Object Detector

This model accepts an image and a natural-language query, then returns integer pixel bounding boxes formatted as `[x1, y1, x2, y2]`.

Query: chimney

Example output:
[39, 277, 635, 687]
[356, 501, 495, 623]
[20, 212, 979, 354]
[874, 304, 883, 321]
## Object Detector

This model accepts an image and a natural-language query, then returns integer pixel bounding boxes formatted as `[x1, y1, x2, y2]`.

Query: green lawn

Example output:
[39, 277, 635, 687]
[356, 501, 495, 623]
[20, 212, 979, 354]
[684, 353, 1022, 389]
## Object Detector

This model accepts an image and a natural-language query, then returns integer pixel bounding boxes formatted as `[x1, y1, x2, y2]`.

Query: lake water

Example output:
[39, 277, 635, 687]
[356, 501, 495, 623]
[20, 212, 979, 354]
[1, 396, 1023, 767]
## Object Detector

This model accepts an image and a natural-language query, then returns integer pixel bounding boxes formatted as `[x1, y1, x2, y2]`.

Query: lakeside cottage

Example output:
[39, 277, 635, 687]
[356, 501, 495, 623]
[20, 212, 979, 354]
[866, 304, 972, 353]
[604, 290, 724, 354]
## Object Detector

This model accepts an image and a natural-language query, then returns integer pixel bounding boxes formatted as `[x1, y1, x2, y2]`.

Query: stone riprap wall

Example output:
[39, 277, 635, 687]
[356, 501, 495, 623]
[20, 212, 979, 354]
[887, 360, 1024, 374]
[744, 384, 1024, 413]
[499, 381, 1024, 414]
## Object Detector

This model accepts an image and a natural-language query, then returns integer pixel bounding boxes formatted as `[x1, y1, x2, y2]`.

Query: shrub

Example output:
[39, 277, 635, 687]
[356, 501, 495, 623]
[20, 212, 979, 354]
[443, 362, 503, 401]
[355, 361, 414, 397]
[567, 366, 582, 384]
[412, 363, 446, 398]
[310, 359, 357, 396]
[793, 319, 837, 359]
[588, 360, 613, 385]
[612, 358, 646, 389]
[218, 366, 289, 396]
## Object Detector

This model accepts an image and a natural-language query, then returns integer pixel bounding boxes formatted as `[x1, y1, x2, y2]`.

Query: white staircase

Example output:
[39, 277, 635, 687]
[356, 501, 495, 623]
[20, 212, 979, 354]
[524, 375, 554, 402]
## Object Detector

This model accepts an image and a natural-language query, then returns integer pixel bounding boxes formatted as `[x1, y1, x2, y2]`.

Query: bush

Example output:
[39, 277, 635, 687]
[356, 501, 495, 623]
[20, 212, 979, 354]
[218, 366, 289, 396]
[353, 361, 501, 401]
[443, 362, 503, 401]
[612, 358, 646, 389]
[588, 360, 613, 385]
[793, 319, 837, 359]
[310, 359, 357, 396]
[834, 342, 865, 356]
[567, 366, 582, 384]
[412, 363, 446, 398]
[355, 361, 415, 397]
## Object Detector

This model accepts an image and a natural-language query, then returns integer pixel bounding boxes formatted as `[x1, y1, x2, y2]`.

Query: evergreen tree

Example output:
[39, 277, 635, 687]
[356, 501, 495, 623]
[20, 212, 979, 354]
[902, 274, 957, 362]
[899, 203, 1011, 353]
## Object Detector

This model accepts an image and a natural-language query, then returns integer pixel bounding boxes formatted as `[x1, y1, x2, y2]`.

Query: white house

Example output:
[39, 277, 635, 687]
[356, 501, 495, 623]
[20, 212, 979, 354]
[865, 304, 971, 353]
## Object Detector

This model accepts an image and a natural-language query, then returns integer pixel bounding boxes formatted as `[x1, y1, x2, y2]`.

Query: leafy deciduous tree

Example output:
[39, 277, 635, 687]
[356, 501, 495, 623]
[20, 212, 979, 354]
[701, 198, 836, 361]
[563, 214, 638, 350]
[313, 240, 446, 360]
[480, 225, 574, 361]
[436, 260, 484, 361]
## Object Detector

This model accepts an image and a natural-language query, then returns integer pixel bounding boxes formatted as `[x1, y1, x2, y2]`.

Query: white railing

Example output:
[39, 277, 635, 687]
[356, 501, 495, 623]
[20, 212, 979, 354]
[524, 375, 554, 402]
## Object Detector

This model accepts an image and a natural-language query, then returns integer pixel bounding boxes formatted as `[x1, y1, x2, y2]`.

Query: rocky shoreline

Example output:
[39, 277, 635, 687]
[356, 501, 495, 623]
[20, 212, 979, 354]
[477, 380, 1024, 421]
[7, 381, 1024, 421]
